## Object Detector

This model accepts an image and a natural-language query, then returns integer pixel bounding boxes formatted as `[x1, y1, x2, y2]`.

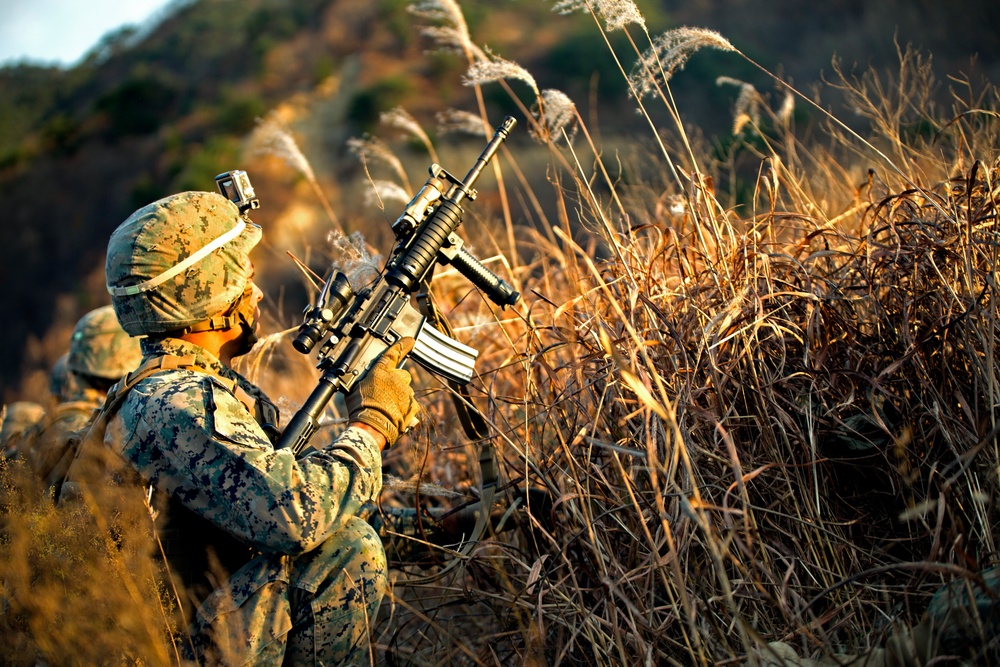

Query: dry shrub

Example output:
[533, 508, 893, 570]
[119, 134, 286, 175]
[0, 455, 182, 665]
[362, 16, 1000, 666]
[4, 7, 1000, 666]
[461, 160, 1000, 664]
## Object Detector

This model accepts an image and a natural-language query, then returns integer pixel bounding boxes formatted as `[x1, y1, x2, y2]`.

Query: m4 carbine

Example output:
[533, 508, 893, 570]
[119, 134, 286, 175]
[279, 116, 520, 455]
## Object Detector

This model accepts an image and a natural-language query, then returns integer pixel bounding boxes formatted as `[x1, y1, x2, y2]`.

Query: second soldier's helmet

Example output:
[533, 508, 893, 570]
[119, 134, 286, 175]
[50, 353, 82, 399]
[66, 305, 143, 380]
[105, 191, 261, 336]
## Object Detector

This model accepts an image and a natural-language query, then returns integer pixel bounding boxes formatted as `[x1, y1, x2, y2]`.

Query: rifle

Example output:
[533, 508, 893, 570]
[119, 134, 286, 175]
[277, 116, 520, 455]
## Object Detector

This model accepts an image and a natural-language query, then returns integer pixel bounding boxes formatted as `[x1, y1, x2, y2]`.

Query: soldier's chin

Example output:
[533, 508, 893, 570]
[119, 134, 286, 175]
[232, 323, 259, 358]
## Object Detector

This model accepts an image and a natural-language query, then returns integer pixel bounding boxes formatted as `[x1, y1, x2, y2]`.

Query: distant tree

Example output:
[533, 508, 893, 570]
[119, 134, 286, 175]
[95, 74, 178, 138]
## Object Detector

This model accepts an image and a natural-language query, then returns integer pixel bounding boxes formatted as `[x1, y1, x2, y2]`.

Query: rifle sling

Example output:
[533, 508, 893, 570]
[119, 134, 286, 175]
[414, 285, 498, 584]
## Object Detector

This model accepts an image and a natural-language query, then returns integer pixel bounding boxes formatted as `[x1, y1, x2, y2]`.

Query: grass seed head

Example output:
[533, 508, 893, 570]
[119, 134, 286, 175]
[381, 107, 432, 147]
[347, 136, 410, 186]
[364, 180, 413, 210]
[717, 76, 761, 134]
[326, 230, 382, 287]
[531, 89, 579, 144]
[463, 52, 540, 97]
[436, 108, 488, 137]
[552, 0, 646, 32]
[629, 27, 736, 99]
[247, 113, 316, 183]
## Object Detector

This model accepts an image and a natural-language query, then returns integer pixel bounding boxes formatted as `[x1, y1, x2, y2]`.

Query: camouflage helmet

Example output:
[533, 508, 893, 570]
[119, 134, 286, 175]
[49, 352, 83, 400]
[67, 305, 143, 380]
[106, 191, 261, 336]
[0, 401, 46, 442]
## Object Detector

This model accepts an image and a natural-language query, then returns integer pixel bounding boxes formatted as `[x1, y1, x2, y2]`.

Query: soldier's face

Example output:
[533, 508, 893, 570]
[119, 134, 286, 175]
[230, 269, 264, 358]
[250, 280, 263, 327]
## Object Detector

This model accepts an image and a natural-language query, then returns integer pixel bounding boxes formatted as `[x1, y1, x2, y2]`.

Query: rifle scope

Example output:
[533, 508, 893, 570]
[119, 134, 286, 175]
[293, 272, 354, 354]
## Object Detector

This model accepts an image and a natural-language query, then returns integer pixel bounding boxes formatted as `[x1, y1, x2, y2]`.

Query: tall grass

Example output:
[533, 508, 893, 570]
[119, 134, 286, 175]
[2, 1, 998, 665]
[364, 3, 1000, 665]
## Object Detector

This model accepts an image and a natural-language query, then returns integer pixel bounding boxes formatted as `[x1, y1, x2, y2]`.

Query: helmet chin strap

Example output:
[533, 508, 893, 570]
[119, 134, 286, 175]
[171, 285, 258, 355]
[232, 295, 259, 356]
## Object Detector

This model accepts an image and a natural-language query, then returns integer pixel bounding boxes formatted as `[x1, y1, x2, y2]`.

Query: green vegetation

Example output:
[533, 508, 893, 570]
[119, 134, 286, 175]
[96, 73, 179, 137]
[347, 76, 415, 133]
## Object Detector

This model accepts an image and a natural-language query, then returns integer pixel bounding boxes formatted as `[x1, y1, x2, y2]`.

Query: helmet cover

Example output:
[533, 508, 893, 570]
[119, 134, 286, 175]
[66, 305, 143, 380]
[106, 191, 261, 335]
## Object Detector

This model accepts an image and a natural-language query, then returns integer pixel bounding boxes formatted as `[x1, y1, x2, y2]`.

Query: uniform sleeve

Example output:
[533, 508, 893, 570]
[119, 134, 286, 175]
[113, 374, 382, 555]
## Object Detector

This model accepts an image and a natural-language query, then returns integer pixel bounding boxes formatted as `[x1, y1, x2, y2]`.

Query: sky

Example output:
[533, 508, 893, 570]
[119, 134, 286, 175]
[0, 0, 176, 67]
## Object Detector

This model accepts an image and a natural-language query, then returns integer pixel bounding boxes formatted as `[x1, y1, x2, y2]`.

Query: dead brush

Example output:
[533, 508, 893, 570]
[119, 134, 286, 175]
[364, 7, 1000, 664]
[0, 456, 183, 665]
[3, 3, 1000, 665]
[479, 159, 1000, 664]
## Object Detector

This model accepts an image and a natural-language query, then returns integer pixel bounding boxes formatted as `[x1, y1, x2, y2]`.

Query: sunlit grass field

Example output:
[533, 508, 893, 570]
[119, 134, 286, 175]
[3, 0, 1000, 664]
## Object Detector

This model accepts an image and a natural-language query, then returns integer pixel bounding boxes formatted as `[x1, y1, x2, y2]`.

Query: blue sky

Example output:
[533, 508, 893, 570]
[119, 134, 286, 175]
[0, 0, 175, 67]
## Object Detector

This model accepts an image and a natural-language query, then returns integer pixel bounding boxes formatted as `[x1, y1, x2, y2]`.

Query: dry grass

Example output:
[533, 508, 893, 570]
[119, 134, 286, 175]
[0, 456, 182, 665]
[2, 4, 999, 666]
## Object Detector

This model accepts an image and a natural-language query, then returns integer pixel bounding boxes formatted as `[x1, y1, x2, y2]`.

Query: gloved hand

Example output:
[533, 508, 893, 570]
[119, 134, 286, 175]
[346, 337, 419, 447]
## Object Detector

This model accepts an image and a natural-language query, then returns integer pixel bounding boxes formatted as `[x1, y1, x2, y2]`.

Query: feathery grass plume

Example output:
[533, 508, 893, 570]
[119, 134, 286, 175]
[436, 108, 488, 137]
[248, 112, 341, 229]
[326, 230, 382, 287]
[247, 112, 316, 182]
[552, 0, 646, 32]
[777, 89, 795, 126]
[463, 51, 540, 98]
[531, 89, 579, 144]
[364, 180, 412, 210]
[408, 0, 483, 58]
[717, 76, 761, 134]
[347, 136, 411, 191]
[628, 27, 735, 99]
[380, 107, 437, 161]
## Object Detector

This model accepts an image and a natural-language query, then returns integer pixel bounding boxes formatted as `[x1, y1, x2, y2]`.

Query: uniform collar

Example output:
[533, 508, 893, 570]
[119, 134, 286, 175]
[140, 337, 239, 384]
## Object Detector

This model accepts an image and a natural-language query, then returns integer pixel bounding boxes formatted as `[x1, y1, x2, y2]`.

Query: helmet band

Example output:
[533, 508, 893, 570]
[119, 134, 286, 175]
[107, 220, 247, 297]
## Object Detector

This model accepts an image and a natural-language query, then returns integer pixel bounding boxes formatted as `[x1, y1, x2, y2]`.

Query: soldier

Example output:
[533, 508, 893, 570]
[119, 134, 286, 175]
[91, 190, 419, 665]
[21, 305, 142, 490]
[0, 401, 46, 458]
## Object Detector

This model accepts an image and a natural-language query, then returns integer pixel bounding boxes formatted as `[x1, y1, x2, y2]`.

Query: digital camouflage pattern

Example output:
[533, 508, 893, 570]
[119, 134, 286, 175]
[20, 306, 140, 488]
[0, 401, 47, 457]
[105, 191, 260, 336]
[48, 353, 83, 402]
[924, 564, 999, 662]
[66, 305, 142, 380]
[105, 337, 386, 665]
[755, 566, 1000, 666]
[24, 395, 102, 489]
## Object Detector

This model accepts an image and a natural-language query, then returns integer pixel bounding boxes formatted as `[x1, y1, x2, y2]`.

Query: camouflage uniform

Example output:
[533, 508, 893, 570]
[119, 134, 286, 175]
[754, 566, 1000, 666]
[106, 336, 386, 665]
[22, 306, 141, 490]
[98, 190, 410, 665]
[48, 353, 83, 403]
[0, 401, 47, 458]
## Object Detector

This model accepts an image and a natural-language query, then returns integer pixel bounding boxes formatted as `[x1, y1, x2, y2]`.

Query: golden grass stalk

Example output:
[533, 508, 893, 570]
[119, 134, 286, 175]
[381, 107, 439, 164]
[247, 113, 342, 230]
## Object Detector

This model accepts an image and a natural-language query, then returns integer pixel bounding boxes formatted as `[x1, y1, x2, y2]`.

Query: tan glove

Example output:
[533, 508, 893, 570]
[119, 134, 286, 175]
[346, 337, 419, 447]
